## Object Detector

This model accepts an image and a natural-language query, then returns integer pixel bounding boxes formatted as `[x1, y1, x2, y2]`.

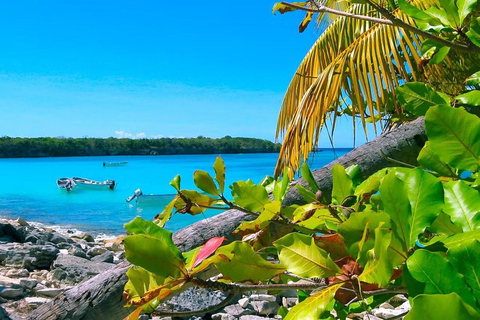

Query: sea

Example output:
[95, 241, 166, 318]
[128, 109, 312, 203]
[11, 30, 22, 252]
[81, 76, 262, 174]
[0, 150, 350, 239]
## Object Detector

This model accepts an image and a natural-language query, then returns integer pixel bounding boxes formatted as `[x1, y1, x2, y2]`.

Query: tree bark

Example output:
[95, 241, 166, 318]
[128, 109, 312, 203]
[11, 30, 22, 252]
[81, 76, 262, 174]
[29, 118, 426, 320]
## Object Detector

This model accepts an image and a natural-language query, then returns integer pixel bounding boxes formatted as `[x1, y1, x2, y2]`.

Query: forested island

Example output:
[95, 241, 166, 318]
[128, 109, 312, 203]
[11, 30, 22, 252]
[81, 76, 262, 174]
[0, 136, 281, 158]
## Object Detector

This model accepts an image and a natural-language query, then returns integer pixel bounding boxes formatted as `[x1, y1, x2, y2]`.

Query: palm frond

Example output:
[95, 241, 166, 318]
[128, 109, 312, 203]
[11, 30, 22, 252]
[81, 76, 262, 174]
[274, 0, 479, 177]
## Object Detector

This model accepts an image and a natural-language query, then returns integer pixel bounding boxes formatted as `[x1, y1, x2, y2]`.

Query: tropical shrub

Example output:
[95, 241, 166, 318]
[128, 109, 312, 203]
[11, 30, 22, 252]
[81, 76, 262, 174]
[121, 76, 480, 319]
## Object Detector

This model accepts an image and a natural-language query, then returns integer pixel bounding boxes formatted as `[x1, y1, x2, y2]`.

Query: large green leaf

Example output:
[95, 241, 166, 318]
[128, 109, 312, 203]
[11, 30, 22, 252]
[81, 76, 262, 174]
[425, 105, 480, 172]
[359, 222, 394, 287]
[301, 162, 319, 192]
[235, 200, 280, 234]
[231, 180, 270, 212]
[456, 90, 480, 107]
[438, 0, 460, 27]
[417, 141, 456, 177]
[354, 168, 388, 196]
[405, 168, 443, 247]
[396, 82, 449, 116]
[380, 172, 412, 252]
[466, 71, 480, 86]
[284, 283, 343, 320]
[405, 293, 480, 320]
[406, 250, 476, 307]
[193, 170, 220, 196]
[213, 156, 225, 194]
[177, 190, 218, 215]
[273, 167, 291, 201]
[332, 164, 353, 205]
[397, 0, 433, 21]
[467, 17, 480, 47]
[274, 233, 341, 278]
[215, 241, 285, 282]
[447, 239, 480, 305]
[124, 217, 181, 257]
[338, 211, 390, 262]
[443, 181, 480, 231]
[124, 234, 186, 278]
[457, 0, 478, 25]
[429, 211, 463, 236]
[124, 266, 166, 310]
[442, 229, 480, 248]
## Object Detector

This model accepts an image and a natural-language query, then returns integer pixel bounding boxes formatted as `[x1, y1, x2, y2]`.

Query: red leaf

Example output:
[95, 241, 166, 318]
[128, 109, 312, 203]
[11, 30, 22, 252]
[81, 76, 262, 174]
[193, 237, 226, 267]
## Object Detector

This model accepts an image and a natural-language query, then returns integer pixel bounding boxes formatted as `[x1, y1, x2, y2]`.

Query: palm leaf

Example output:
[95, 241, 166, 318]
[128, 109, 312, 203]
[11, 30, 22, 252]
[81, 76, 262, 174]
[274, 0, 479, 177]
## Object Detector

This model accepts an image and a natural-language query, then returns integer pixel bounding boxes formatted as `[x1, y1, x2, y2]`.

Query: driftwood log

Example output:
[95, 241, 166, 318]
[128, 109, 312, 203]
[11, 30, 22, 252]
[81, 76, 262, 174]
[29, 117, 426, 320]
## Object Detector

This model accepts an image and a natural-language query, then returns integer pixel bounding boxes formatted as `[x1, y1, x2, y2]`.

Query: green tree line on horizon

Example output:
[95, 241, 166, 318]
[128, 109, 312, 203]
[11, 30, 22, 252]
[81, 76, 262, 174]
[0, 136, 281, 158]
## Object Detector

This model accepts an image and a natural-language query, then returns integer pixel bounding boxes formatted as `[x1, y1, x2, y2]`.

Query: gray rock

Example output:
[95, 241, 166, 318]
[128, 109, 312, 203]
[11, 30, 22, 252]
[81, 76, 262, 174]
[90, 251, 114, 263]
[239, 316, 272, 320]
[51, 254, 116, 284]
[222, 304, 255, 317]
[159, 286, 231, 313]
[212, 313, 236, 320]
[67, 246, 87, 259]
[80, 233, 95, 243]
[16, 218, 29, 227]
[19, 279, 38, 290]
[86, 246, 107, 257]
[0, 288, 24, 299]
[249, 294, 277, 302]
[282, 297, 297, 308]
[35, 288, 64, 298]
[238, 297, 249, 308]
[4, 269, 29, 279]
[104, 242, 122, 252]
[250, 301, 279, 316]
[0, 243, 59, 271]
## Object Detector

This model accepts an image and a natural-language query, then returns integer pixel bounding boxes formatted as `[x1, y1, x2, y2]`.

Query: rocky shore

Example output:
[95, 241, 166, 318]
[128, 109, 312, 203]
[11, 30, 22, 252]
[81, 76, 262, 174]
[0, 217, 410, 320]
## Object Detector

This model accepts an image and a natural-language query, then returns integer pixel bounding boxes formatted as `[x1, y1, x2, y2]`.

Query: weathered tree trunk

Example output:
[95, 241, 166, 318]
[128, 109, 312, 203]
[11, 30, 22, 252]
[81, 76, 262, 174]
[29, 118, 426, 320]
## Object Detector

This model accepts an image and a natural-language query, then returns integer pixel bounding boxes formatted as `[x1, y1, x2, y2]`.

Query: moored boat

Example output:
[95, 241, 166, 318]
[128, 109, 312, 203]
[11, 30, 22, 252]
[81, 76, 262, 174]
[126, 189, 174, 206]
[57, 177, 75, 191]
[72, 177, 116, 190]
[103, 161, 128, 167]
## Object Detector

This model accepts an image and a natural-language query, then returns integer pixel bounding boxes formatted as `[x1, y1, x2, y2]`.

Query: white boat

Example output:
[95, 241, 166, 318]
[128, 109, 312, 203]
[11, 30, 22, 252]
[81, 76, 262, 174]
[72, 177, 116, 190]
[126, 189, 174, 206]
[57, 177, 75, 191]
[103, 161, 128, 167]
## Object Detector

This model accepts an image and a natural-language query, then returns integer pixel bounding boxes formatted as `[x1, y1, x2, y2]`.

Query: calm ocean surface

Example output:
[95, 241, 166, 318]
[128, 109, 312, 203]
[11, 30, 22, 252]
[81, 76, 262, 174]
[0, 150, 349, 237]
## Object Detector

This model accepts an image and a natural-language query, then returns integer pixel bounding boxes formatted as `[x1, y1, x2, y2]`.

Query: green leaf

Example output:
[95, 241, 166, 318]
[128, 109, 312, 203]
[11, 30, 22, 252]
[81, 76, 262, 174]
[443, 181, 480, 231]
[124, 234, 185, 278]
[405, 293, 480, 320]
[397, 0, 433, 21]
[429, 211, 463, 236]
[236, 200, 280, 234]
[213, 156, 225, 194]
[124, 217, 181, 257]
[274, 233, 341, 278]
[457, 0, 478, 25]
[274, 167, 291, 201]
[425, 105, 480, 172]
[337, 211, 391, 263]
[438, 0, 460, 27]
[193, 170, 220, 196]
[417, 141, 456, 177]
[215, 241, 285, 282]
[301, 162, 319, 192]
[466, 71, 480, 86]
[178, 190, 218, 215]
[405, 168, 443, 247]
[231, 180, 271, 212]
[406, 250, 476, 307]
[354, 168, 388, 196]
[295, 184, 318, 203]
[345, 165, 362, 188]
[467, 18, 480, 48]
[456, 90, 480, 107]
[169, 175, 181, 191]
[442, 229, 480, 248]
[396, 82, 449, 116]
[154, 196, 177, 227]
[359, 222, 394, 287]
[425, 7, 453, 27]
[332, 164, 353, 205]
[124, 266, 166, 309]
[284, 284, 343, 320]
[380, 172, 412, 252]
[447, 239, 480, 304]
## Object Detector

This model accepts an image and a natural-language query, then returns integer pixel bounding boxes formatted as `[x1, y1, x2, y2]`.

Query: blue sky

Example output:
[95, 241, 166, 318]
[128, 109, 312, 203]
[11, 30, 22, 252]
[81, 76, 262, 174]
[0, 1, 371, 147]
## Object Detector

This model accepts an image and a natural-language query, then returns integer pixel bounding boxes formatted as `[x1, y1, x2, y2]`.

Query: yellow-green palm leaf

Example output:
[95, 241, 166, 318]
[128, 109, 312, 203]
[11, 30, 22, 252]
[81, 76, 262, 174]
[275, 0, 478, 177]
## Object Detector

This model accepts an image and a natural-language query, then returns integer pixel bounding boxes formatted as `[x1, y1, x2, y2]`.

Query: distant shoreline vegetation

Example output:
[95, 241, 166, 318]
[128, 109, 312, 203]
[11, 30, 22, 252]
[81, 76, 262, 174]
[0, 136, 282, 158]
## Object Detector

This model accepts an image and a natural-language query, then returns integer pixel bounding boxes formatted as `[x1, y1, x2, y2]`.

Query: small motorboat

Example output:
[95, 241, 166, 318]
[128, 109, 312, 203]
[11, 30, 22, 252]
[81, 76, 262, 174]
[72, 177, 116, 190]
[103, 161, 128, 167]
[126, 189, 174, 206]
[57, 178, 75, 192]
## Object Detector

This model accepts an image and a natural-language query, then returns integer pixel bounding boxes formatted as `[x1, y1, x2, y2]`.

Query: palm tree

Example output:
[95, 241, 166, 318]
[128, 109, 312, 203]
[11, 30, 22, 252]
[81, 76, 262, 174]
[273, 0, 480, 177]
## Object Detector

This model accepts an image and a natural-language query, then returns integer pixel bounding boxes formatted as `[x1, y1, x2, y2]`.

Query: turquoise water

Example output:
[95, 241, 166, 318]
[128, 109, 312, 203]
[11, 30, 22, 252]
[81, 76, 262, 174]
[0, 151, 349, 237]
